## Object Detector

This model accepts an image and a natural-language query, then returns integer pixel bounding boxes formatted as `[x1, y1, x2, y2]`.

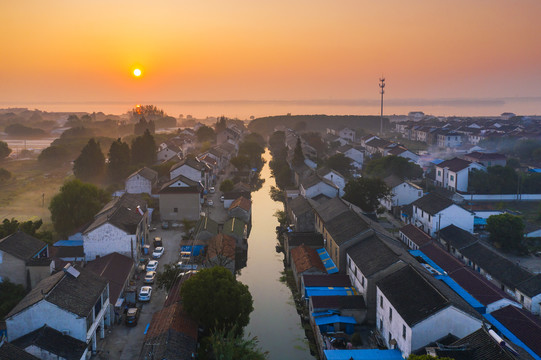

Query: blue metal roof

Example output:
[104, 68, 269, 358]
[305, 287, 357, 298]
[484, 313, 541, 360]
[474, 217, 487, 225]
[431, 159, 445, 165]
[528, 168, 541, 173]
[435, 275, 486, 313]
[324, 349, 403, 360]
[180, 245, 205, 256]
[317, 248, 339, 274]
[315, 315, 357, 326]
[313, 310, 340, 318]
[53, 240, 83, 246]
[409, 250, 446, 275]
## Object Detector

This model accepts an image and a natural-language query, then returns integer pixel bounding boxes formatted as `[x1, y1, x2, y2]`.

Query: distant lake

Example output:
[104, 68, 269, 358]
[2, 138, 56, 154]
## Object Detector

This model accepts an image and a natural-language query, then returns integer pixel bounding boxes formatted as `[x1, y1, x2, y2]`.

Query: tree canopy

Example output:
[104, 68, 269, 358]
[156, 263, 183, 292]
[363, 155, 423, 179]
[0, 141, 12, 160]
[73, 138, 105, 182]
[49, 179, 110, 237]
[324, 153, 354, 178]
[0, 218, 44, 239]
[486, 213, 525, 252]
[293, 138, 304, 167]
[38, 145, 71, 165]
[0, 280, 26, 320]
[180, 266, 253, 334]
[196, 125, 216, 143]
[131, 129, 156, 167]
[0, 168, 11, 182]
[219, 179, 234, 193]
[201, 327, 268, 360]
[343, 177, 390, 212]
[107, 138, 131, 183]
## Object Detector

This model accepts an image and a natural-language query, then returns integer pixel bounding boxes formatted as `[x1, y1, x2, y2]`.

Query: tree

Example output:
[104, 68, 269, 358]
[38, 145, 71, 164]
[196, 125, 216, 143]
[73, 138, 105, 182]
[243, 132, 266, 148]
[156, 263, 183, 292]
[49, 179, 110, 237]
[215, 116, 227, 134]
[468, 166, 518, 194]
[231, 155, 251, 171]
[292, 138, 304, 167]
[0, 280, 26, 320]
[180, 267, 253, 334]
[202, 326, 268, 360]
[107, 138, 131, 182]
[363, 155, 423, 179]
[134, 117, 155, 135]
[0, 141, 12, 161]
[324, 153, 354, 178]
[220, 179, 234, 193]
[268, 131, 285, 151]
[0, 168, 11, 182]
[343, 177, 390, 212]
[131, 129, 156, 166]
[486, 213, 525, 252]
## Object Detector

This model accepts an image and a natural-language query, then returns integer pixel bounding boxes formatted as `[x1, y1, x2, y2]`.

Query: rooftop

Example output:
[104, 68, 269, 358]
[84, 193, 147, 235]
[437, 157, 472, 172]
[438, 224, 478, 250]
[302, 274, 352, 288]
[228, 196, 251, 212]
[412, 192, 455, 216]
[291, 244, 326, 274]
[399, 224, 431, 248]
[287, 195, 314, 217]
[127, 167, 158, 182]
[311, 295, 366, 310]
[12, 325, 87, 360]
[347, 234, 402, 277]
[0, 231, 47, 261]
[324, 210, 371, 246]
[85, 252, 134, 305]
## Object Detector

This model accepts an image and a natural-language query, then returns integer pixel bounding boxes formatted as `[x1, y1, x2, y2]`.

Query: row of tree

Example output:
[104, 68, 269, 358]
[469, 166, 541, 194]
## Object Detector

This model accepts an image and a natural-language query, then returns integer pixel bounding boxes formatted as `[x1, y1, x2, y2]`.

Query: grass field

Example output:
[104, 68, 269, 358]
[0, 159, 72, 227]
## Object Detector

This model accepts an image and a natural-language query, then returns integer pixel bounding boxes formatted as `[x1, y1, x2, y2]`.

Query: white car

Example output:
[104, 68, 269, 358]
[207, 199, 214, 206]
[146, 260, 158, 272]
[139, 286, 152, 302]
[144, 271, 156, 284]
[152, 247, 165, 258]
[209, 187, 215, 193]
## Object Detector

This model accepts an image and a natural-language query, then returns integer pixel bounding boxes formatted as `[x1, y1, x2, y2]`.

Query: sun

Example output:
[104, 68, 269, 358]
[133, 68, 142, 77]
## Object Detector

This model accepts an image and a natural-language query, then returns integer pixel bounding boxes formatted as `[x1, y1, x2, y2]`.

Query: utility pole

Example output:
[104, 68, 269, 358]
[379, 77, 385, 136]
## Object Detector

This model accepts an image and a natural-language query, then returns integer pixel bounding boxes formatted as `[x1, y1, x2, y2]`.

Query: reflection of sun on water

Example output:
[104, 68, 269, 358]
[133, 68, 142, 77]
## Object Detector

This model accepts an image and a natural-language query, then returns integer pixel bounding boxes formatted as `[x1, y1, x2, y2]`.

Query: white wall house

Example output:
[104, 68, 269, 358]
[437, 131, 463, 148]
[376, 266, 482, 357]
[411, 193, 474, 236]
[6, 265, 110, 355]
[381, 175, 423, 210]
[170, 157, 211, 187]
[157, 142, 182, 163]
[318, 169, 346, 197]
[339, 127, 356, 143]
[515, 276, 541, 315]
[125, 167, 158, 195]
[300, 174, 340, 199]
[341, 146, 364, 169]
[387, 146, 420, 163]
[435, 157, 485, 193]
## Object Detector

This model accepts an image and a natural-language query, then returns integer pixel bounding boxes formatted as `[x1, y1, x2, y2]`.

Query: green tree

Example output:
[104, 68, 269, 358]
[180, 267, 253, 334]
[231, 155, 251, 170]
[268, 131, 285, 151]
[292, 137, 304, 167]
[202, 326, 268, 360]
[0, 280, 26, 320]
[131, 129, 156, 166]
[468, 166, 518, 194]
[343, 177, 390, 212]
[220, 179, 234, 193]
[196, 125, 216, 143]
[0, 168, 11, 182]
[0, 141, 12, 160]
[215, 116, 227, 134]
[38, 145, 71, 164]
[156, 263, 183, 292]
[107, 138, 131, 182]
[73, 138, 105, 182]
[324, 153, 354, 178]
[486, 213, 525, 252]
[49, 179, 110, 237]
[364, 155, 423, 179]
[243, 132, 266, 148]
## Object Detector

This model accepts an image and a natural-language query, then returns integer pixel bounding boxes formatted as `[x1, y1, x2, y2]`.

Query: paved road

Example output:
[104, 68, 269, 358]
[94, 226, 184, 360]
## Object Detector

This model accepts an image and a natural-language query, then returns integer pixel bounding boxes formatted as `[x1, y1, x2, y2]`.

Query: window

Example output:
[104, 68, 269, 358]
[361, 276, 365, 287]
[348, 258, 351, 268]
[173, 208, 178, 213]
[388, 332, 392, 343]
[450, 175, 454, 181]
[520, 295, 525, 303]
[428, 214, 431, 222]
[380, 296, 383, 308]
[354, 267, 357, 277]
[402, 325, 406, 339]
[437, 170, 441, 176]
[389, 308, 392, 321]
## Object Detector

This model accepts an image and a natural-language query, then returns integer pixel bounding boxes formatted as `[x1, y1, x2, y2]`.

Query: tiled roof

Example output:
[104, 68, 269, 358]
[0, 231, 46, 261]
[412, 192, 455, 215]
[417, 243, 464, 274]
[228, 196, 251, 212]
[324, 211, 371, 246]
[170, 157, 208, 172]
[194, 216, 219, 237]
[377, 265, 450, 326]
[85, 252, 134, 305]
[450, 267, 513, 306]
[464, 151, 506, 161]
[516, 274, 541, 298]
[347, 234, 402, 277]
[223, 217, 247, 238]
[288, 195, 314, 217]
[50, 245, 84, 259]
[159, 174, 202, 194]
[8, 265, 107, 318]
[127, 167, 158, 182]
[0, 341, 40, 360]
[291, 244, 326, 274]
[84, 193, 147, 234]
[365, 138, 393, 149]
[491, 305, 541, 357]
[206, 234, 236, 260]
[399, 224, 431, 247]
[438, 224, 478, 250]
[383, 174, 405, 189]
[301, 173, 338, 191]
[437, 157, 472, 172]
[387, 146, 408, 156]
[311, 295, 366, 310]
[286, 232, 324, 248]
[312, 197, 349, 223]
[12, 325, 87, 360]
[302, 274, 352, 288]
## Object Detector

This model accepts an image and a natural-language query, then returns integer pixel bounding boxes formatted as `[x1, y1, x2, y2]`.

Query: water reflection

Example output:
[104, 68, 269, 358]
[238, 149, 314, 360]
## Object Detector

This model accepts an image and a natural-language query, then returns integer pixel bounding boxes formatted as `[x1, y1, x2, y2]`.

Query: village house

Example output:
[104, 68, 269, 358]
[338, 127, 356, 143]
[82, 193, 149, 261]
[290, 244, 327, 290]
[380, 175, 423, 211]
[6, 264, 110, 355]
[300, 173, 340, 199]
[435, 157, 485, 193]
[376, 265, 483, 357]
[286, 195, 315, 232]
[0, 231, 51, 289]
[125, 167, 159, 195]
[222, 217, 248, 249]
[436, 130, 463, 148]
[0, 338, 41, 359]
[364, 137, 395, 156]
[398, 224, 431, 250]
[283, 232, 324, 266]
[336, 144, 364, 169]
[158, 175, 203, 222]
[193, 216, 219, 242]
[169, 157, 212, 188]
[227, 196, 252, 224]
[156, 141, 183, 163]
[316, 168, 346, 197]
[411, 192, 474, 236]
[11, 325, 88, 360]
[309, 295, 367, 327]
[205, 234, 236, 273]
[386, 146, 420, 163]
[463, 151, 507, 167]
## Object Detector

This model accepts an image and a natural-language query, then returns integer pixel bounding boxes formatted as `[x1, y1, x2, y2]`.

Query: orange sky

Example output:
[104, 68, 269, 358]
[1, 0, 540, 109]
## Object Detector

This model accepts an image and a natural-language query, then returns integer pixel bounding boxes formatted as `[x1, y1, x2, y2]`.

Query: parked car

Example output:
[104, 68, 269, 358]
[209, 186, 215, 193]
[153, 237, 163, 248]
[146, 260, 158, 272]
[144, 271, 156, 284]
[207, 199, 214, 206]
[125, 307, 140, 326]
[220, 195, 224, 202]
[152, 247, 165, 258]
[138, 286, 152, 302]
[161, 221, 169, 229]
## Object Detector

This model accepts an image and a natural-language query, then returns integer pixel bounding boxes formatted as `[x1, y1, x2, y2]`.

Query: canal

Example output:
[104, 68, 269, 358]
[238, 149, 315, 360]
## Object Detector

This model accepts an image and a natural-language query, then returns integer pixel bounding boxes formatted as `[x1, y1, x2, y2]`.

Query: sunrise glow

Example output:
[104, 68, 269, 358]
[133, 69, 142, 77]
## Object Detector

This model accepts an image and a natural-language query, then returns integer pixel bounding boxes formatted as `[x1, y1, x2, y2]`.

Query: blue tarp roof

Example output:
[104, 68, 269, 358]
[409, 250, 447, 275]
[528, 168, 541, 173]
[431, 159, 444, 165]
[180, 245, 205, 256]
[315, 315, 357, 326]
[313, 310, 340, 318]
[317, 248, 339, 274]
[54, 240, 83, 246]
[435, 275, 486, 313]
[324, 349, 403, 360]
[474, 217, 487, 225]
[484, 313, 541, 360]
[305, 287, 357, 298]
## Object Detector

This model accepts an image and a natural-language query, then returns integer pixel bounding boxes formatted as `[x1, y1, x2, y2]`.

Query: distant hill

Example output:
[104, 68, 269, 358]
[248, 114, 389, 137]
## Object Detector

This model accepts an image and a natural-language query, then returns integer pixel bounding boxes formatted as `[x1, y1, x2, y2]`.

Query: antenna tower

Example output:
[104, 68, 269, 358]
[379, 77, 385, 135]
